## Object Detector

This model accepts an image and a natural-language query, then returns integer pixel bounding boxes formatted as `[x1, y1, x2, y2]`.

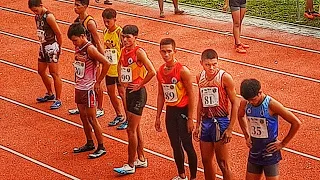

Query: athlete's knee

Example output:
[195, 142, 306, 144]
[49, 71, 60, 79]
[38, 68, 47, 76]
[217, 159, 231, 173]
[233, 21, 241, 28]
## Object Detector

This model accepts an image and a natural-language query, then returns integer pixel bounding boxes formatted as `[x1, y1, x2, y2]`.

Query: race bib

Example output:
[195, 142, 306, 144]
[200, 87, 219, 107]
[248, 117, 268, 138]
[121, 67, 132, 83]
[104, 49, 117, 65]
[162, 84, 178, 103]
[73, 61, 85, 78]
[37, 29, 45, 43]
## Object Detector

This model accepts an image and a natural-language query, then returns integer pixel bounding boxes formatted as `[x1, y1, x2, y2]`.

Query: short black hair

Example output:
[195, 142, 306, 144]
[28, 0, 42, 8]
[160, 38, 176, 50]
[102, 8, 117, 19]
[201, 49, 218, 60]
[67, 22, 86, 39]
[122, 25, 139, 36]
[76, 0, 89, 6]
[240, 79, 261, 100]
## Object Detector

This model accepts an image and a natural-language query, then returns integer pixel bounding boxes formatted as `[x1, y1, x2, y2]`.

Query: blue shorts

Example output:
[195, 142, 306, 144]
[200, 117, 230, 142]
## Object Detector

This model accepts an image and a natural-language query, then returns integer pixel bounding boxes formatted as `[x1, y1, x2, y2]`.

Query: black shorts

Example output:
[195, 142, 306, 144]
[229, 0, 246, 11]
[126, 87, 147, 116]
[105, 75, 120, 86]
[247, 162, 279, 177]
[38, 42, 60, 63]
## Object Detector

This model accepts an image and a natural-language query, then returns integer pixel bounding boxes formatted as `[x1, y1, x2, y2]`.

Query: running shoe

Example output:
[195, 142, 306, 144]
[117, 121, 128, 130]
[73, 144, 95, 153]
[172, 176, 188, 180]
[311, 11, 320, 17]
[96, 109, 105, 118]
[240, 43, 249, 49]
[160, 11, 165, 18]
[88, 148, 106, 159]
[114, 164, 135, 175]
[36, 94, 55, 103]
[108, 116, 125, 126]
[134, 159, 148, 168]
[235, 44, 247, 53]
[174, 10, 184, 15]
[95, 0, 101, 3]
[68, 108, 79, 115]
[50, 100, 62, 109]
[104, 0, 112, 5]
[304, 11, 315, 20]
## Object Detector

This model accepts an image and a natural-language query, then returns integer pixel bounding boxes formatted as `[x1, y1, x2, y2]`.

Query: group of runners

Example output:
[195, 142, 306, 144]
[28, 0, 303, 179]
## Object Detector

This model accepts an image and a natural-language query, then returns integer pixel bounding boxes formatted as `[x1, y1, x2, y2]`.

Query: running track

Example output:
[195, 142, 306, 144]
[0, 0, 319, 179]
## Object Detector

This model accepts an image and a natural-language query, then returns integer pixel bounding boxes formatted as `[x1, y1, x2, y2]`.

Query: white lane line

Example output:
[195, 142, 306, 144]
[0, 145, 80, 180]
[55, 0, 320, 55]
[1, 60, 320, 162]
[1, 26, 320, 85]
[0, 95, 219, 178]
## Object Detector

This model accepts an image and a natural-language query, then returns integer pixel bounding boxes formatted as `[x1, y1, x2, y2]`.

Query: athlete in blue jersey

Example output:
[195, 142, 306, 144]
[238, 79, 301, 180]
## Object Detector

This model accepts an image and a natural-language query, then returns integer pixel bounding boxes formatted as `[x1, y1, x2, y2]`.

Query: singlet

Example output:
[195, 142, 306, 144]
[246, 95, 282, 165]
[103, 26, 122, 77]
[73, 42, 97, 90]
[120, 46, 146, 85]
[157, 62, 188, 107]
[35, 11, 56, 45]
[198, 69, 229, 118]
[74, 15, 96, 46]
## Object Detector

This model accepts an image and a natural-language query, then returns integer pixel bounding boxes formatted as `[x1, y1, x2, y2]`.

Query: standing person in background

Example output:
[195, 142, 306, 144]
[155, 38, 197, 180]
[223, 0, 249, 53]
[28, 0, 63, 110]
[238, 78, 301, 180]
[158, 0, 184, 18]
[69, 0, 106, 117]
[102, 8, 128, 130]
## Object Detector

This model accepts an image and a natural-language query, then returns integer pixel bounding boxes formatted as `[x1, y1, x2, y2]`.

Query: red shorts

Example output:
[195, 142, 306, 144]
[75, 89, 96, 108]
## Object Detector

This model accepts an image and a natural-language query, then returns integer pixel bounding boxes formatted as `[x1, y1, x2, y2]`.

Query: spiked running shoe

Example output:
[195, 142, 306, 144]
[114, 164, 135, 175]
[88, 148, 106, 159]
[68, 108, 80, 115]
[104, 0, 112, 5]
[134, 159, 148, 168]
[96, 109, 105, 118]
[73, 144, 95, 153]
[239, 43, 249, 49]
[304, 11, 315, 20]
[235, 44, 247, 53]
[108, 116, 125, 126]
[50, 100, 62, 109]
[36, 94, 55, 103]
[172, 176, 188, 180]
[117, 121, 128, 130]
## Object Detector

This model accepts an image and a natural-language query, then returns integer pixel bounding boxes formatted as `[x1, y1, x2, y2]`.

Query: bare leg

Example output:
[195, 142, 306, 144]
[48, 63, 62, 100]
[200, 141, 216, 180]
[126, 112, 143, 166]
[38, 62, 53, 95]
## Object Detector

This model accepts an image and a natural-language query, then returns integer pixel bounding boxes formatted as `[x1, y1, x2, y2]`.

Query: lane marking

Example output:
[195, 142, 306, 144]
[1, 60, 320, 162]
[0, 145, 80, 180]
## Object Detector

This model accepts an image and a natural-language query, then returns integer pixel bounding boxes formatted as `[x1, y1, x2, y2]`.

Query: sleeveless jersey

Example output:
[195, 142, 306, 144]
[198, 69, 229, 118]
[35, 11, 56, 45]
[73, 42, 97, 90]
[246, 96, 282, 165]
[157, 62, 188, 107]
[74, 15, 96, 46]
[103, 26, 122, 77]
[120, 46, 146, 85]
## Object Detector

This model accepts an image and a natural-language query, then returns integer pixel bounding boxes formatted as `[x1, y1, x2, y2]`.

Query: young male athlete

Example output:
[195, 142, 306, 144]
[223, 0, 249, 53]
[102, 8, 128, 130]
[238, 79, 301, 180]
[113, 25, 156, 175]
[28, 0, 63, 109]
[69, 0, 105, 117]
[193, 49, 238, 180]
[68, 22, 110, 159]
[155, 38, 197, 180]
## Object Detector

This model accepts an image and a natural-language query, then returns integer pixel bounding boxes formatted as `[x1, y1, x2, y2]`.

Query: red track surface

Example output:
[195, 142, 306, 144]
[0, 0, 319, 179]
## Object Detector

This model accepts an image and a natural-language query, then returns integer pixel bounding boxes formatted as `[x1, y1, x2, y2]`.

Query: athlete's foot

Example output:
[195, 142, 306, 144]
[108, 116, 125, 126]
[160, 11, 165, 18]
[172, 175, 188, 180]
[114, 164, 135, 175]
[304, 11, 315, 19]
[239, 42, 249, 49]
[36, 93, 55, 103]
[68, 108, 80, 115]
[174, 9, 184, 15]
[104, 0, 112, 5]
[50, 100, 62, 109]
[134, 159, 148, 168]
[88, 148, 106, 159]
[96, 109, 105, 118]
[235, 44, 247, 53]
[73, 144, 95, 153]
[311, 11, 320, 17]
[117, 121, 128, 130]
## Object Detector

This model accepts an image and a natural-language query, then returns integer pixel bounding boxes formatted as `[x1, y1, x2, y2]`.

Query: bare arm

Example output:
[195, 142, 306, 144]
[87, 20, 104, 54]
[87, 46, 110, 84]
[136, 48, 156, 86]
[181, 66, 195, 133]
[238, 98, 250, 139]
[223, 73, 239, 131]
[155, 76, 165, 132]
[195, 75, 202, 129]
[46, 14, 62, 47]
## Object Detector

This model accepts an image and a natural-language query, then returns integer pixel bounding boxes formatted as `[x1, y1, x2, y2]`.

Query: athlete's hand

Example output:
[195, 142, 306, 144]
[193, 127, 200, 142]
[266, 140, 283, 153]
[94, 82, 101, 92]
[246, 137, 252, 148]
[155, 117, 162, 132]
[128, 83, 142, 93]
[222, 4, 229, 12]
[221, 128, 232, 144]
[187, 119, 194, 133]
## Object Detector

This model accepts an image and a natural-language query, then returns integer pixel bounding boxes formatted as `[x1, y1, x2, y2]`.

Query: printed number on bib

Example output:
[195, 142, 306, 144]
[162, 84, 178, 103]
[248, 117, 268, 138]
[37, 29, 45, 43]
[73, 61, 85, 78]
[200, 87, 219, 107]
[121, 67, 132, 83]
[104, 49, 117, 65]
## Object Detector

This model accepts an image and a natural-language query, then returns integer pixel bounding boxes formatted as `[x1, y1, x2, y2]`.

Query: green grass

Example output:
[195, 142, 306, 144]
[177, 0, 320, 28]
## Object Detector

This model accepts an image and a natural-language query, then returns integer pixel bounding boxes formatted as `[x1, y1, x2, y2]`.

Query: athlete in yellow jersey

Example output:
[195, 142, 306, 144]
[102, 8, 127, 130]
